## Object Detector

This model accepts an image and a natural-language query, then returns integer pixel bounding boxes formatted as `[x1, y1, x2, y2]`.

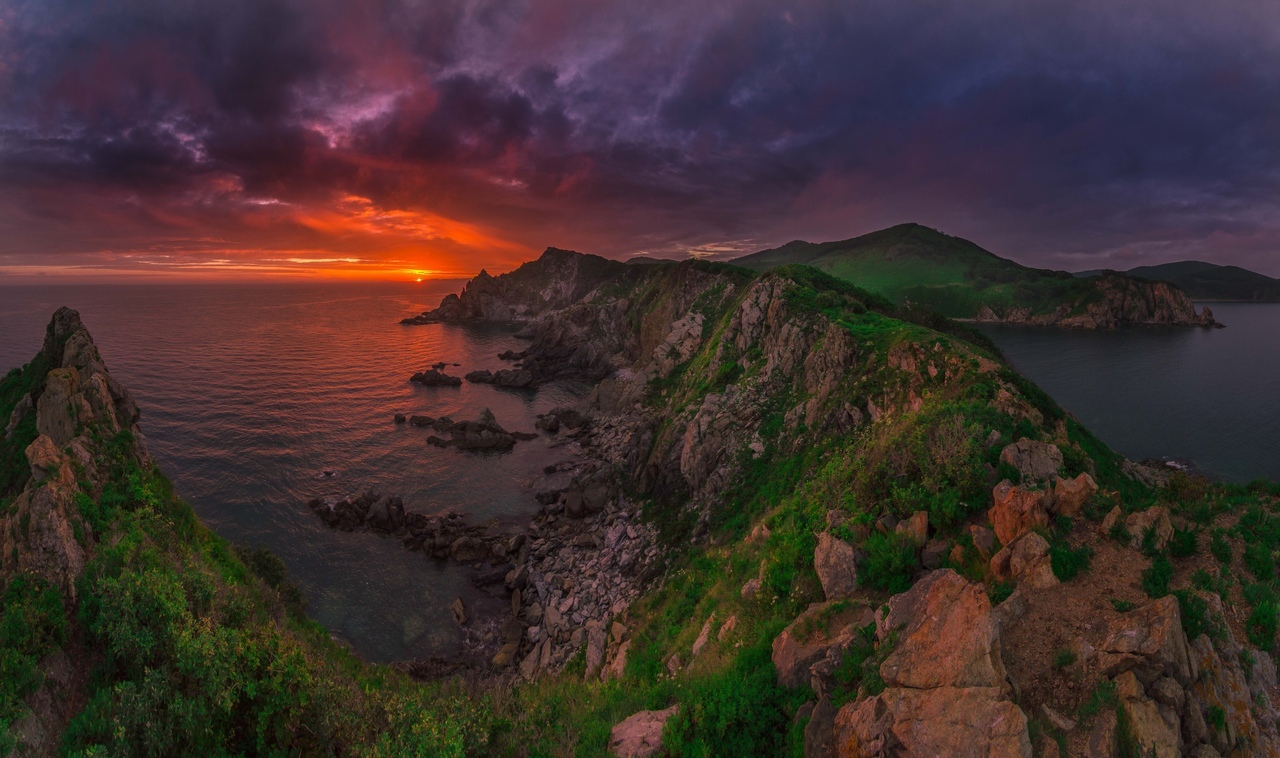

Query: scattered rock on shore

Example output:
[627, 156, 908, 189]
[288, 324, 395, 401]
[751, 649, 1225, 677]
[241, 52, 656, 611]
[410, 368, 462, 387]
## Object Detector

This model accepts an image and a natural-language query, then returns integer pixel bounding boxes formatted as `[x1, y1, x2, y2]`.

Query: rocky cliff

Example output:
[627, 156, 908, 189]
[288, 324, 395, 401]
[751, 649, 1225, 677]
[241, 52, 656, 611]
[2, 255, 1273, 755]
[403, 251, 1276, 756]
[974, 273, 1221, 328]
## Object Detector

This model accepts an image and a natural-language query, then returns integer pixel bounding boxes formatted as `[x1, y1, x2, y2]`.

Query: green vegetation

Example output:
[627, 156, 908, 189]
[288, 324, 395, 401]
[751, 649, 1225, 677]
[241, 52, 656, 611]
[859, 533, 918, 593]
[1142, 555, 1173, 598]
[1049, 532, 1093, 582]
[1052, 649, 1077, 670]
[0, 575, 67, 755]
[5, 252, 1279, 756]
[734, 223, 1116, 319]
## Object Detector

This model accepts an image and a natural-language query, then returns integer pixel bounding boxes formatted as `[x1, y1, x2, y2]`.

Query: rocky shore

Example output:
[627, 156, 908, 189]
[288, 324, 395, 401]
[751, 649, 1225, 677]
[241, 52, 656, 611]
[305, 451, 661, 678]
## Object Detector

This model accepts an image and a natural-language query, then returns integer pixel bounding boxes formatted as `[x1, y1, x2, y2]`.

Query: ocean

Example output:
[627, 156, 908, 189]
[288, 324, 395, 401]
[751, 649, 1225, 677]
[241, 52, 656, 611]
[0, 281, 584, 662]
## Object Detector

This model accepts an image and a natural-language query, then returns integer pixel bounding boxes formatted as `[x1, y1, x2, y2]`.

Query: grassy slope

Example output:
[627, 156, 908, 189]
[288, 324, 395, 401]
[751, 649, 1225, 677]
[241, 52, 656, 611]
[3, 263, 1279, 756]
[733, 223, 1100, 318]
[1126, 261, 1280, 302]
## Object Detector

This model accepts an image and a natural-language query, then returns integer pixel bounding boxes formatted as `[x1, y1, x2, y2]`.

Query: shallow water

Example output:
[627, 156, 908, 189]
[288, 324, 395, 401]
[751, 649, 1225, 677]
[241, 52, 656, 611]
[978, 303, 1280, 484]
[0, 282, 582, 662]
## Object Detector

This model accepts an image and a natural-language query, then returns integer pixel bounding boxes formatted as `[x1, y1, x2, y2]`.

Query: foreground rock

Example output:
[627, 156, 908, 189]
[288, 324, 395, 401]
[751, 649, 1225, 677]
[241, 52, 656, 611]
[609, 706, 678, 758]
[814, 532, 859, 600]
[833, 570, 1030, 757]
[988, 479, 1049, 545]
[1048, 471, 1097, 516]
[772, 602, 874, 693]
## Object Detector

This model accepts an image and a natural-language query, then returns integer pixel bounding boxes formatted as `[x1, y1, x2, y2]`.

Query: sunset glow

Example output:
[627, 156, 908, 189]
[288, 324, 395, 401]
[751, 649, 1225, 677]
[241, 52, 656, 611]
[2, 0, 1279, 282]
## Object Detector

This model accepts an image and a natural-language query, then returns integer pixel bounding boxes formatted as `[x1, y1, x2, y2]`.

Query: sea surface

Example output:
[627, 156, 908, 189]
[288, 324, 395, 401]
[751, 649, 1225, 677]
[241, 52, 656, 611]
[978, 302, 1280, 484]
[0, 281, 584, 663]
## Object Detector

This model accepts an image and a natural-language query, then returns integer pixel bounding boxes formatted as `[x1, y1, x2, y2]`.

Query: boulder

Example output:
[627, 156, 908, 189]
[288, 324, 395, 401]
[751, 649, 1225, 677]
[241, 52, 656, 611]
[25, 435, 63, 483]
[1124, 506, 1174, 552]
[1097, 596, 1196, 686]
[604, 640, 630, 680]
[895, 511, 928, 544]
[450, 598, 468, 626]
[988, 480, 1049, 547]
[609, 706, 679, 758]
[921, 539, 949, 570]
[876, 570, 1010, 691]
[691, 614, 715, 658]
[814, 532, 859, 600]
[999, 439, 1063, 482]
[989, 532, 1058, 589]
[804, 697, 836, 758]
[772, 602, 874, 690]
[968, 525, 998, 559]
[585, 622, 607, 679]
[835, 685, 1031, 758]
[1114, 671, 1180, 758]
[1049, 472, 1098, 517]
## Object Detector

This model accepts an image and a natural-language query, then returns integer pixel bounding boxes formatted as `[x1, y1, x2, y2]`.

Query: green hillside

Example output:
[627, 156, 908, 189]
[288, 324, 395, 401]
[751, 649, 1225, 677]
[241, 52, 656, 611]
[1125, 260, 1280, 302]
[733, 224, 1097, 319]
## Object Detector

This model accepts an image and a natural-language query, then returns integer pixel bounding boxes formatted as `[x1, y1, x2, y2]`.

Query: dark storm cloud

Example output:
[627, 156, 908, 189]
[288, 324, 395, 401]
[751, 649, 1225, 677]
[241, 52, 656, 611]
[1, 0, 1278, 277]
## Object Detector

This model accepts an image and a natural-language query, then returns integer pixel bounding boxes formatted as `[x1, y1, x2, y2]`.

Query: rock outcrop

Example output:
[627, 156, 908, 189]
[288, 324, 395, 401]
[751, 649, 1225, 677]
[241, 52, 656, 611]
[609, 706, 679, 758]
[833, 570, 1030, 757]
[409, 368, 462, 387]
[1, 308, 149, 600]
[973, 273, 1221, 329]
[988, 479, 1049, 545]
[814, 532, 860, 600]
[0, 308, 151, 754]
[999, 439, 1063, 482]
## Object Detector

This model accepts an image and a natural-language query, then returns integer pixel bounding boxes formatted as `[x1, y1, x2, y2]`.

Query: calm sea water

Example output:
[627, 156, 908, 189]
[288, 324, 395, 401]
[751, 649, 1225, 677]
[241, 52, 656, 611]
[978, 303, 1280, 484]
[0, 282, 582, 662]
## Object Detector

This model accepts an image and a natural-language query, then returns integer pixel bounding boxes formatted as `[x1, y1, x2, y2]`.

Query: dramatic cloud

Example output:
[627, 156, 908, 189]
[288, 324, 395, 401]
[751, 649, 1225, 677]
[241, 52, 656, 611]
[1, 0, 1278, 279]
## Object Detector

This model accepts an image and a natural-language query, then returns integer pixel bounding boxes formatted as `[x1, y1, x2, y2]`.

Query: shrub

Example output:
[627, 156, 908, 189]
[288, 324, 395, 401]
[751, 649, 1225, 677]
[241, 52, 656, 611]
[1207, 704, 1227, 732]
[1050, 540, 1093, 582]
[1142, 555, 1173, 598]
[1211, 530, 1233, 565]
[662, 637, 808, 757]
[1244, 542, 1274, 582]
[1110, 598, 1135, 612]
[1077, 680, 1117, 720]
[859, 533, 918, 594]
[1052, 649, 1077, 670]
[1, 574, 68, 753]
[1173, 590, 1219, 641]
[1247, 600, 1278, 650]
[988, 580, 1016, 605]
[1169, 529, 1198, 559]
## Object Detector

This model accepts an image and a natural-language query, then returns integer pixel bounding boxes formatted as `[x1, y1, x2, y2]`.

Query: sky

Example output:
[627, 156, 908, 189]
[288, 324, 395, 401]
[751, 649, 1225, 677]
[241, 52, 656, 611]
[1, 0, 1278, 282]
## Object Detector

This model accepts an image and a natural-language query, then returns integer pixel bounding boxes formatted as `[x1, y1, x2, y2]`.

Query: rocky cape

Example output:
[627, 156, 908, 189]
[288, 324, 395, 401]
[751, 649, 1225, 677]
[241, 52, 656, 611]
[972, 272, 1222, 329]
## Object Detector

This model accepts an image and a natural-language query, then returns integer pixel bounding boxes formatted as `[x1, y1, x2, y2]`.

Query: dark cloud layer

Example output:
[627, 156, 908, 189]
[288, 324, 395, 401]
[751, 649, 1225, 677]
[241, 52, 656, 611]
[1, 0, 1278, 279]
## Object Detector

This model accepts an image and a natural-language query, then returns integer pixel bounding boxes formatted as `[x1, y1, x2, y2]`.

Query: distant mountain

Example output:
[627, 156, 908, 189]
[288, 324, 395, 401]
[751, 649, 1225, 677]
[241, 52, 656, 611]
[733, 223, 1220, 328]
[1122, 261, 1280, 302]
